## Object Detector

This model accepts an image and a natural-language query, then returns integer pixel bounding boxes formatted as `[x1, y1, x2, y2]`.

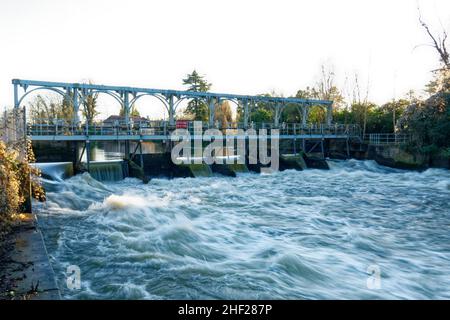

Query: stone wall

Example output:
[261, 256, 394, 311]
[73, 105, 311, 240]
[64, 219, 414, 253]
[352, 144, 449, 170]
[367, 145, 429, 170]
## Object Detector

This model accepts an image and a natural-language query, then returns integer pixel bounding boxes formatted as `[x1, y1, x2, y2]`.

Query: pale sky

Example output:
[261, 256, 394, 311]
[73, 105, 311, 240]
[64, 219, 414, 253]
[0, 0, 449, 119]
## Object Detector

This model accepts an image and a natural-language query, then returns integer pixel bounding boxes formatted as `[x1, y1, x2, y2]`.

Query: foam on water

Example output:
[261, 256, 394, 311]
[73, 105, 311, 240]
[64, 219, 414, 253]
[35, 160, 450, 299]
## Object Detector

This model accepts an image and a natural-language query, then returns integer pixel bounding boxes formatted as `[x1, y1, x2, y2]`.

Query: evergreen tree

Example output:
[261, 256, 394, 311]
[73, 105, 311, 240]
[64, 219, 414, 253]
[182, 70, 212, 121]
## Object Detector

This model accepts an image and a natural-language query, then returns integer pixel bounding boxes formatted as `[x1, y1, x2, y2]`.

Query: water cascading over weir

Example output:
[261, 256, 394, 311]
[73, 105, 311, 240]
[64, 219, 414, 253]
[86, 161, 126, 182]
[34, 161, 127, 183]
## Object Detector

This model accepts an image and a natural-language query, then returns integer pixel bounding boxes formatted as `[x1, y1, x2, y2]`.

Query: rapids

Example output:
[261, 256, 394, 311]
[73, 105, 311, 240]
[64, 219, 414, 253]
[35, 160, 450, 299]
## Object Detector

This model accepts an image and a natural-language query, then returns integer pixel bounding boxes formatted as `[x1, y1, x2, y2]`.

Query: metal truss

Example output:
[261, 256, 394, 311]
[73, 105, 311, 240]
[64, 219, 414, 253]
[12, 79, 334, 128]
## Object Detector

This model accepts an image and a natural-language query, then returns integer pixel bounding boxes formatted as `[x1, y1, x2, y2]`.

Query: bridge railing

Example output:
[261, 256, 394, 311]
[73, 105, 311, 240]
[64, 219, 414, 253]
[27, 119, 361, 138]
[364, 133, 410, 145]
[27, 119, 170, 136]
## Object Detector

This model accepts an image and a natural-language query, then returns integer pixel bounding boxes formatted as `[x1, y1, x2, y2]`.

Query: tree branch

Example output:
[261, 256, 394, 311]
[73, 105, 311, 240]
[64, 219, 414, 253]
[419, 10, 450, 68]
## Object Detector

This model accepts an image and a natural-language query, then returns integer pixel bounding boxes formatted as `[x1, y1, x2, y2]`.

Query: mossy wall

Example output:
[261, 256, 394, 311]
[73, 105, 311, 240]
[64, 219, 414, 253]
[368, 145, 429, 170]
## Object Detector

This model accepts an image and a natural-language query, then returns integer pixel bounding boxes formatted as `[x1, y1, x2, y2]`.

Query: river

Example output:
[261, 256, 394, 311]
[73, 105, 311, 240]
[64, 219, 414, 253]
[35, 160, 450, 299]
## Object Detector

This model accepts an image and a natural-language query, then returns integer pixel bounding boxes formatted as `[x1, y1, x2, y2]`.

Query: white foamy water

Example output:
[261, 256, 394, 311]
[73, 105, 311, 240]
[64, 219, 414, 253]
[35, 160, 450, 299]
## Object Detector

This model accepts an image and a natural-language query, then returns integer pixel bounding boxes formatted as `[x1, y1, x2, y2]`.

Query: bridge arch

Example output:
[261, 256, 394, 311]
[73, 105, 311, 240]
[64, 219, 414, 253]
[129, 93, 170, 120]
[129, 93, 169, 113]
[213, 98, 240, 127]
[80, 89, 124, 108]
[17, 87, 78, 124]
[307, 104, 328, 124]
[173, 95, 212, 120]
[17, 87, 69, 108]
[13, 79, 335, 127]
[77, 90, 125, 123]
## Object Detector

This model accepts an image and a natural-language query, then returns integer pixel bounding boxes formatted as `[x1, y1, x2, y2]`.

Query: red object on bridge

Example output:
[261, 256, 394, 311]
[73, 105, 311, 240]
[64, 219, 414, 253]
[176, 120, 189, 129]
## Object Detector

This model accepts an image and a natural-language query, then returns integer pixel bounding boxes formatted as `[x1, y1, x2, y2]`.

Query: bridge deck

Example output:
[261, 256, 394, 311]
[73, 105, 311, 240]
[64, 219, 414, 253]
[28, 122, 360, 142]
[30, 134, 352, 141]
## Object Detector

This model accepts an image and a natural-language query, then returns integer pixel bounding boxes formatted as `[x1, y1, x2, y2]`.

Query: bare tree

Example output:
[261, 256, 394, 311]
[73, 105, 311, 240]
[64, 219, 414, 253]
[316, 64, 345, 109]
[418, 11, 449, 69]
[418, 8, 450, 94]
[350, 71, 371, 137]
[81, 80, 100, 124]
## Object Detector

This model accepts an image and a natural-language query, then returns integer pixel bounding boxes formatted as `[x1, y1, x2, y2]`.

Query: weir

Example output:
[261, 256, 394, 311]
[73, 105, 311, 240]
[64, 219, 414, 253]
[35, 161, 126, 182]
[16, 79, 362, 180]
[180, 163, 214, 177]
[87, 161, 125, 182]
[32, 141, 336, 183]
[228, 163, 250, 174]
[280, 154, 308, 171]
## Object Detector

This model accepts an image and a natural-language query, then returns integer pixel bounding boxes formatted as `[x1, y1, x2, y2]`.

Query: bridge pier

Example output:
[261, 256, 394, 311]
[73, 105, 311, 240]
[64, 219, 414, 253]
[321, 138, 325, 159]
[168, 95, 175, 126]
[139, 142, 144, 168]
[208, 97, 217, 127]
[243, 100, 249, 129]
[85, 141, 91, 172]
[326, 105, 333, 125]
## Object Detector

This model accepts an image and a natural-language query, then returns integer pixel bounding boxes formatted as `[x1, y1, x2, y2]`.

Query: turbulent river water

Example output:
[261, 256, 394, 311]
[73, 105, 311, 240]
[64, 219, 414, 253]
[35, 160, 450, 299]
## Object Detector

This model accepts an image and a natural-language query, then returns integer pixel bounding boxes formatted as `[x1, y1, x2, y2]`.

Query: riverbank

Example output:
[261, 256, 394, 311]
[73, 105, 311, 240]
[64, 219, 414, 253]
[362, 144, 449, 170]
[0, 213, 60, 300]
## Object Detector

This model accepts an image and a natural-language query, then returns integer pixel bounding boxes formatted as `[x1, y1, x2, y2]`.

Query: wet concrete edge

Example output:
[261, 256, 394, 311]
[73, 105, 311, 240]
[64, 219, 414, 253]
[0, 214, 61, 300]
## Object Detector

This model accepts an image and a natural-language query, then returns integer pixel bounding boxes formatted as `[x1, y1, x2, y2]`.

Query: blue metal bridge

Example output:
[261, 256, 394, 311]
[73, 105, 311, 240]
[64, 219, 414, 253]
[12, 79, 360, 142]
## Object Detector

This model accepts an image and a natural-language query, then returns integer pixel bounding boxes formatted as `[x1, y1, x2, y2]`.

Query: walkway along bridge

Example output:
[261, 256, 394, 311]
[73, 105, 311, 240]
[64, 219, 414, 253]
[12, 79, 362, 169]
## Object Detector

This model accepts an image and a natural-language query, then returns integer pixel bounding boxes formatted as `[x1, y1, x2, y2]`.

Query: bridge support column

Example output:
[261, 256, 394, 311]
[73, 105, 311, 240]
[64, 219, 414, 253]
[274, 105, 280, 128]
[302, 105, 309, 126]
[209, 98, 216, 127]
[243, 100, 249, 129]
[123, 91, 131, 159]
[123, 91, 130, 127]
[321, 138, 325, 159]
[326, 105, 333, 125]
[346, 138, 350, 158]
[293, 123, 297, 154]
[72, 141, 79, 169]
[139, 141, 144, 169]
[168, 95, 175, 126]
[14, 83, 19, 109]
[86, 140, 91, 172]
[72, 88, 79, 123]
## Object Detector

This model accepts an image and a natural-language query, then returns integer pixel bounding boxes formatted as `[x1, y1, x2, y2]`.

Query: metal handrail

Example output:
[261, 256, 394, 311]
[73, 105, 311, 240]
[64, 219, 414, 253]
[364, 133, 410, 145]
[27, 119, 362, 138]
